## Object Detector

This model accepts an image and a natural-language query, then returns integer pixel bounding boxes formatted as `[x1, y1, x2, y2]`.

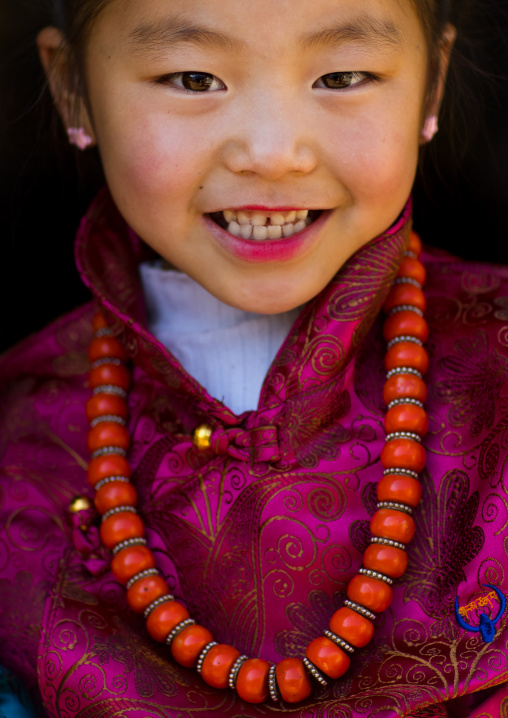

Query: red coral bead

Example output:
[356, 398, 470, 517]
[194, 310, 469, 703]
[88, 454, 131, 487]
[87, 422, 130, 453]
[383, 312, 428, 343]
[127, 574, 168, 613]
[385, 342, 429, 374]
[376, 474, 422, 507]
[329, 607, 374, 648]
[111, 545, 155, 584]
[89, 336, 128, 362]
[383, 374, 427, 405]
[89, 364, 131, 391]
[363, 544, 408, 578]
[92, 313, 108, 332]
[408, 231, 422, 256]
[94, 481, 138, 515]
[146, 601, 190, 642]
[397, 257, 426, 286]
[383, 284, 426, 314]
[347, 575, 393, 613]
[86, 393, 128, 422]
[100, 511, 144, 548]
[236, 659, 271, 704]
[201, 644, 241, 689]
[306, 637, 350, 679]
[171, 625, 214, 668]
[384, 404, 428, 436]
[381, 438, 426, 472]
[370, 509, 416, 543]
[275, 658, 312, 704]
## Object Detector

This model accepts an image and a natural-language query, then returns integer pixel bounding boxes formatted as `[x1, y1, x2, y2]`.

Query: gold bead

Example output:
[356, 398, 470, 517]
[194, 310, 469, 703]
[69, 496, 93, 514]
[193, 424, 212, 450]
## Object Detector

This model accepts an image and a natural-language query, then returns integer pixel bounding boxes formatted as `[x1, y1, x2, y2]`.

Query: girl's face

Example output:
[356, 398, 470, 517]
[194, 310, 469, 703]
[83, 0, 430, 313]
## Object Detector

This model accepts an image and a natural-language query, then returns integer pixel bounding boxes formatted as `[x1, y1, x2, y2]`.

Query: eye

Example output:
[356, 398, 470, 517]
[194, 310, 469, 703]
[313, 71, 374, 90]
[157, 71, 226, 93]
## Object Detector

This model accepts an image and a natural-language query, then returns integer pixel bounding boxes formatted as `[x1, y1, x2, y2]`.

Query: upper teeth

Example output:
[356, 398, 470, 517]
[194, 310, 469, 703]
[222, 209, 311, 240]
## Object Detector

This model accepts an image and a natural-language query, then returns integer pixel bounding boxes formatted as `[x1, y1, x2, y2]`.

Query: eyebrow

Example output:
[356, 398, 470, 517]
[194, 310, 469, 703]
[127, 16, 243, 56]
[126, 14, 402, 58]
[301, 16, 403, 51]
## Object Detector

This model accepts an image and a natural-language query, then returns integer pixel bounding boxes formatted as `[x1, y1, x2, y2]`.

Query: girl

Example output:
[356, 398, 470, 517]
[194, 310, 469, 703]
[1, 0, 507, 716]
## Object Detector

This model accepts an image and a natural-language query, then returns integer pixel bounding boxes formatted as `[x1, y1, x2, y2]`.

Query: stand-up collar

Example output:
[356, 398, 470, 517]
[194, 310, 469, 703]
[76, 188, 411, 437]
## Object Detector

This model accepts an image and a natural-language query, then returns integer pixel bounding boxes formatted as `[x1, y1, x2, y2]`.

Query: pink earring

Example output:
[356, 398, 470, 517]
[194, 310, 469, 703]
[67, 127, 94, 150]
[421, 115, 438, 143]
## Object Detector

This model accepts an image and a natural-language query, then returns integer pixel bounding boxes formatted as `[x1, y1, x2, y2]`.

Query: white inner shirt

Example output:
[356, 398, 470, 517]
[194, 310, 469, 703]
[140, 262, 301, 415]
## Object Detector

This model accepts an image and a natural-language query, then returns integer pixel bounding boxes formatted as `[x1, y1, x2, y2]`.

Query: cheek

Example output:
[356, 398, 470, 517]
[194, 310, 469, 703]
[326, 106, 420, 202]
[95, 98, 209, 210]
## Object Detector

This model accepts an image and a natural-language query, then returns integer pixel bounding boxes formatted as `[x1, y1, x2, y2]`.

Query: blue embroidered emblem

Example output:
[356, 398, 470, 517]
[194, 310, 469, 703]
[454, 584, 506, 643]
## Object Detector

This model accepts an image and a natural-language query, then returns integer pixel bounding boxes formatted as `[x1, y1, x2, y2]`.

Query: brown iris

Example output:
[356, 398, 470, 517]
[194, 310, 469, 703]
[181, 72, 214, 91]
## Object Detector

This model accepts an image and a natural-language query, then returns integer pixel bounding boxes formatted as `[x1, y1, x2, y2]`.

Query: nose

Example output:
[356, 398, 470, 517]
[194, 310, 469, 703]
[222, 96, 318, 181]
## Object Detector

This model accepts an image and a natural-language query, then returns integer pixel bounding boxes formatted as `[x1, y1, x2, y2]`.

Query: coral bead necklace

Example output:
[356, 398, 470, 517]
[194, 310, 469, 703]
[85, 231, 427, 705]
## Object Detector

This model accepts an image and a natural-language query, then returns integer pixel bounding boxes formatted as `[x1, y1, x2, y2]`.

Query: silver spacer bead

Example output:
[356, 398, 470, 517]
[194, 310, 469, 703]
[383, 467, 419, 479]
[386, 335, 423, 350]
[94, 475, 131, 491]
[126, 567, 158, 590]
[376, 501, 414, 515]
[344, 600, 376, 621]
[370, 536, 406, 551]
[165, 618, 196, 647]
[388, 304, 423, 317]
[386, 367, 423, 379]
[323, 629, 355, 654]
[91, 357, 123, 369]
[90, 414, 126, 428]
[228, 655, 248, 689]
[101, 505, 137, 522]
[95, 327, 113, 338]
[394, 277, 421, 288]
[91, 446, 127, 460]
[268, 664, 280, 702]
[385, 431, 421, 443]
[93, 385, 127, 398]
[387, 397, 424, 410]
[359, 567, 393, 585]
[403, 250, 417, 259]
[302, 657, 328, 686]
[112, 537, 147, 555]
[196, 642, 219, 674]
[143, 594, 175, 619]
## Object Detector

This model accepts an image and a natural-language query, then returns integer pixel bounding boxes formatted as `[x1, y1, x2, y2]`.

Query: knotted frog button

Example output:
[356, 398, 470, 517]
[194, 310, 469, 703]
[193, 424, 213, 450]
[69, 496, 93, 515]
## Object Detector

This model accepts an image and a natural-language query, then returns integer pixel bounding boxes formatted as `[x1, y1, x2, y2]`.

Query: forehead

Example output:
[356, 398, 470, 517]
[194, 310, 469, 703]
[93, 0, 425, 57]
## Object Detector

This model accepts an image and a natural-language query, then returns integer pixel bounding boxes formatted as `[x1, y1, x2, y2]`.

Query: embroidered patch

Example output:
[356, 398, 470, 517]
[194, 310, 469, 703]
[454, 584, 506, 643]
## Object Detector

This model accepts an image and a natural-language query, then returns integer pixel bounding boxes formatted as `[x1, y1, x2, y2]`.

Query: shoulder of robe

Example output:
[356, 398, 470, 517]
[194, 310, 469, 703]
[0, 301, 94, 510]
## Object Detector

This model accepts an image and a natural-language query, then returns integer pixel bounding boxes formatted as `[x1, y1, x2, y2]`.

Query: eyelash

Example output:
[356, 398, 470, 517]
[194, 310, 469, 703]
[155, 72, 226, 93]
[313, 71, 378, 90]
[155, 70, 379, 93]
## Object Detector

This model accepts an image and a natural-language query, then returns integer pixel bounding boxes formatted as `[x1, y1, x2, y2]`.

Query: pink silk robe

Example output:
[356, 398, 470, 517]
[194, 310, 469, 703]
[1, 189, 508, 717]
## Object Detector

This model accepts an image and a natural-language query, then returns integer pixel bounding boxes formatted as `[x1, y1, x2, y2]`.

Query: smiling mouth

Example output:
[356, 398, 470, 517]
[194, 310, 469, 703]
[209, 208, 322, 240]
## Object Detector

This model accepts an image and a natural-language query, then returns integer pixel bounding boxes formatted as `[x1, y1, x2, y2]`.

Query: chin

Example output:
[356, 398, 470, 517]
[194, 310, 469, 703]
[220, 288, 310, 315]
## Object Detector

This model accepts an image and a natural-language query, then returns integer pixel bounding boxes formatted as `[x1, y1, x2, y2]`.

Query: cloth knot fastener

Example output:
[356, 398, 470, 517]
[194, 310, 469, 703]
[208, 425, 280, 463]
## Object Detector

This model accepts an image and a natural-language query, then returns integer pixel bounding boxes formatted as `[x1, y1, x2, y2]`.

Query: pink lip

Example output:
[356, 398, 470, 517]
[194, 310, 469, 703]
[236, 205, 309, 212]
[203, 210, 331, 264]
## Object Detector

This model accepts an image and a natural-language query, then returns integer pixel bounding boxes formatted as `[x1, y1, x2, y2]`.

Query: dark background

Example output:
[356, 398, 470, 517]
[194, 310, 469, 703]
[1, 0, 508, 353]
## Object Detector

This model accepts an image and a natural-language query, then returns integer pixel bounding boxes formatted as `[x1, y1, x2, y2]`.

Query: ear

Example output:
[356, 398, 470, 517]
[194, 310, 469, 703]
[36, 26, 96, 145]
[421, 23, 457, 143]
